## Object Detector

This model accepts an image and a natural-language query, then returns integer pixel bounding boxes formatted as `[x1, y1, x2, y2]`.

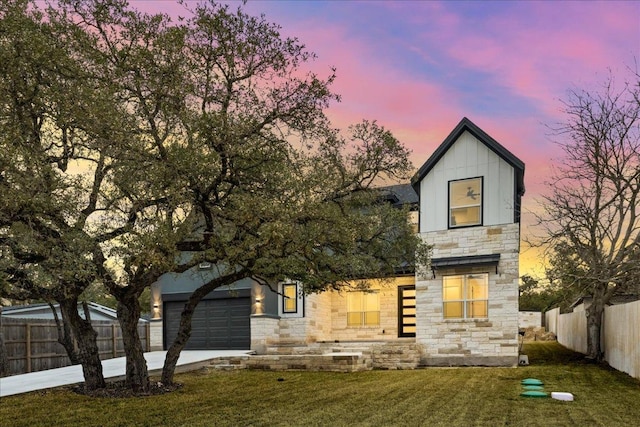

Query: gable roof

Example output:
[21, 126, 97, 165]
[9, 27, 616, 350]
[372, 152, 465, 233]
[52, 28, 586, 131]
[411, 117, 525, 195]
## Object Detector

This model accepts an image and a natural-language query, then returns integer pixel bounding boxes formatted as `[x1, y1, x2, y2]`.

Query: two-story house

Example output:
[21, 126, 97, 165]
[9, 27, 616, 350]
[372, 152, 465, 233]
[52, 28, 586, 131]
[151, 117, 525, 368]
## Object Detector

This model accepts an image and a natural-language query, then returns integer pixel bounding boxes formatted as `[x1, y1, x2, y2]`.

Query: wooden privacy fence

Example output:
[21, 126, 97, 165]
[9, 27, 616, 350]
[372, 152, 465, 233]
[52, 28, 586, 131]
[0, 317, 150, 376]
[602, 300, 640, 380]
[545, 300, 640, 380]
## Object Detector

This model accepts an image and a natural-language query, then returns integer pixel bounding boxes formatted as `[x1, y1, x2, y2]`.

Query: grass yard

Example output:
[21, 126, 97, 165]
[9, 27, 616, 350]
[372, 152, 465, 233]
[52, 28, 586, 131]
[1, 342, 638, 427]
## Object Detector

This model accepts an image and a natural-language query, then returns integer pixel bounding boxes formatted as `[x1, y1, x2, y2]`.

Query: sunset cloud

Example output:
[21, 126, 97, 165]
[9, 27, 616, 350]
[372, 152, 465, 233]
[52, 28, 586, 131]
[130, 0, 639, 277]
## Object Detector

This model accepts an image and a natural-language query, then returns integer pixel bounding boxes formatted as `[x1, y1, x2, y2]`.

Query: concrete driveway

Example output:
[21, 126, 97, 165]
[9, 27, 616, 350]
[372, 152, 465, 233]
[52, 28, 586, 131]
[0, 350, 250, 397]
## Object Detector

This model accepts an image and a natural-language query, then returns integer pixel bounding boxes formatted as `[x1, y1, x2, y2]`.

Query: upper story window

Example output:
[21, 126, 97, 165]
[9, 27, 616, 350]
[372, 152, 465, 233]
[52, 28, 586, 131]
[347, 291, 380, 327]
[449, 177, 483, 228]
[443, 273, 488, 319]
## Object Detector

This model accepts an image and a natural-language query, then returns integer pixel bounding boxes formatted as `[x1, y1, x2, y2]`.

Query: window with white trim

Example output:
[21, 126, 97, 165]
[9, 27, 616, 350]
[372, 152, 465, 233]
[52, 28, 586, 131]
[449, 177, 482, 228]
[443, 273, 488, 319]
[347, 291, 380, 326]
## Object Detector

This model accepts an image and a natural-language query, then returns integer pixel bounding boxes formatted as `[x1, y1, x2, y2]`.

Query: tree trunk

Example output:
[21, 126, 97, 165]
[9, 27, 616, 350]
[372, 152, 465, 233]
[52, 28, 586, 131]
[59, 298, 106, 390]
[116, 294, 149, 393]
[49, 302, 80, 365]
[160, 299, 197, 385]
[160, 270, 247, 385]
[585, 299, 605, 361]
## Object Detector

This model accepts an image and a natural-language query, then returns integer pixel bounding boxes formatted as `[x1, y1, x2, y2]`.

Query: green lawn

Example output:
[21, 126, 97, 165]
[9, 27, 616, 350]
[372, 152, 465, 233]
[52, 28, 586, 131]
[1, 342, 638, 427]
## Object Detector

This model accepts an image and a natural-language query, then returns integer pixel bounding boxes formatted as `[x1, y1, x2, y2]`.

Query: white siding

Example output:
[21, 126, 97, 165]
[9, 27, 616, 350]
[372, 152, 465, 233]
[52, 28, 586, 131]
[419, 131, 516, 232]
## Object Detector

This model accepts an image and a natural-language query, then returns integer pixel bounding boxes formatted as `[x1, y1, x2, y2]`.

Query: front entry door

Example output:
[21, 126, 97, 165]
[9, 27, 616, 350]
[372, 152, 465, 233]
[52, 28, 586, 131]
[398, 285, 416, 337]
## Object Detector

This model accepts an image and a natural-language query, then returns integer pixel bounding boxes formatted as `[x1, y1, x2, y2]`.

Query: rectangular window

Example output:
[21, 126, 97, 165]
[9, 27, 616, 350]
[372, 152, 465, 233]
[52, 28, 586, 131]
[347, 291, 380, 326]
[282, 283, 298, 313]
[449, 177, 482, 228]
[443, 273, 488, 319]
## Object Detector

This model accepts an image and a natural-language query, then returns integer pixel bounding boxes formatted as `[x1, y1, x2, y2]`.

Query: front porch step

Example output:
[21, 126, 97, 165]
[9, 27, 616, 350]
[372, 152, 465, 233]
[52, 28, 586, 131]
[263, 340, 422, 370]
[208, 356, 250, 371]
[321, 341, 421, 370]
[242, 352, 372, 372]
[205, 343, 422, 372]
[264, 345, 324, 355]
[370, 342, 423, 369]
[328, 347, 373, 354]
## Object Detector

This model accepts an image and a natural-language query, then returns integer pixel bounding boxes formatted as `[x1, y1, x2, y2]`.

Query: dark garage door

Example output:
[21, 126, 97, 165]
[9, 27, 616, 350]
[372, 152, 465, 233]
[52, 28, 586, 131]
[164, 297, 251, 350]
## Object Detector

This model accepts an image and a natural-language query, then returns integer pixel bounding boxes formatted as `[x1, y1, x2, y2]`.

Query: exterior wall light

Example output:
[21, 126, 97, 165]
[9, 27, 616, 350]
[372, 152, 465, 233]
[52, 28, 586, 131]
[152, 303, 161, 319]
[254, 296, 263, 315]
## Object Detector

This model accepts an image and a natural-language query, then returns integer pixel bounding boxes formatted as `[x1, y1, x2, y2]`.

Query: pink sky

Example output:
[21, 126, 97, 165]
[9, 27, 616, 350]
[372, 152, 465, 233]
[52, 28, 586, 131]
[131, 1, 640, 278]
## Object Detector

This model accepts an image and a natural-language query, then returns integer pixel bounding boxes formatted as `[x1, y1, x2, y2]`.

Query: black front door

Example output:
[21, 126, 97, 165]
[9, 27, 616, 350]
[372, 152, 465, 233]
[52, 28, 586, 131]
[398, 285, 416, 337]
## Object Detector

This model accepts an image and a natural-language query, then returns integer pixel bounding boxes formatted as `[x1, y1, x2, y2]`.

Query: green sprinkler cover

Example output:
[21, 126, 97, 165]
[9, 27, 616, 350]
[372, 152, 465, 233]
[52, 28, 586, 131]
[521, 378, 544, 386]
[521, 390, 548, 398]
[522, 385, 545, 391]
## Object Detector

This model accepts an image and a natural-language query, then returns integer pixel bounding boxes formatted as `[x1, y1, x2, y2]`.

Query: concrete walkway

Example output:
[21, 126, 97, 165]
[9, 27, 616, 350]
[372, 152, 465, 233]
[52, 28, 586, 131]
[0, 350, 251, 397]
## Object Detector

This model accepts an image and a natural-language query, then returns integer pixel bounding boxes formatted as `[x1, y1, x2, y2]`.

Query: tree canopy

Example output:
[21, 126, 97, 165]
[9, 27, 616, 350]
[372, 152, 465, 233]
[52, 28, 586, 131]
[1, 0, 425, 392]
[518, 274, 568, 313]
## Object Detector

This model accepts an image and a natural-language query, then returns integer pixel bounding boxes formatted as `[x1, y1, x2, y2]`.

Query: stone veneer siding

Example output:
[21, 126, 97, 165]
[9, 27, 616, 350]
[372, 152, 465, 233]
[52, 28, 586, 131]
[149, 319, 163, 351]
[250, 315, 279, 354]
[416, 223, 520, 366]
[250, 277, 415, 354]
[303, 292, 332, 342]
[329, 277, 415, 341]
[250, 292, 333, 354]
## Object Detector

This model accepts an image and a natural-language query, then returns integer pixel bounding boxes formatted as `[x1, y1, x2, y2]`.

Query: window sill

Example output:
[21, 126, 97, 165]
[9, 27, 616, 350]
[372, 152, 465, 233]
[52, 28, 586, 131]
[448, 224, 483, 230]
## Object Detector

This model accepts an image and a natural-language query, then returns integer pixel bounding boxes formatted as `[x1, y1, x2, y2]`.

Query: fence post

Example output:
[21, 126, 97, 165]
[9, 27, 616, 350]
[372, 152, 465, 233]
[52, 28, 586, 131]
[112, 324, 117, 358]
[25, 324, 32, 373]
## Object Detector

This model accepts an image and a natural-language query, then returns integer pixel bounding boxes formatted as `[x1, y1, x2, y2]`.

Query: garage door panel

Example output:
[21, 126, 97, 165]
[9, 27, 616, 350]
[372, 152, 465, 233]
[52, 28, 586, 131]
[205, 336, 230, 346]
[208, 308, 230, 317]
[191, 317, 208, 329]
[164, 297, 250, 350]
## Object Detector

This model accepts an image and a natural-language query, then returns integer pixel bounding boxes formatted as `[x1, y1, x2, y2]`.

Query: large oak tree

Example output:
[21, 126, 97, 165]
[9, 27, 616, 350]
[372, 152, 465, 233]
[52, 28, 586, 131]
[1, 0, 426, 392]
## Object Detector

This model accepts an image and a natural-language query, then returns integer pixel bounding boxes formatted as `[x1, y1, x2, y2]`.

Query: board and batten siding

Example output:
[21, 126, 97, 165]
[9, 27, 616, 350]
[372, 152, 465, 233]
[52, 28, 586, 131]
[419, 130, 516, 232]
